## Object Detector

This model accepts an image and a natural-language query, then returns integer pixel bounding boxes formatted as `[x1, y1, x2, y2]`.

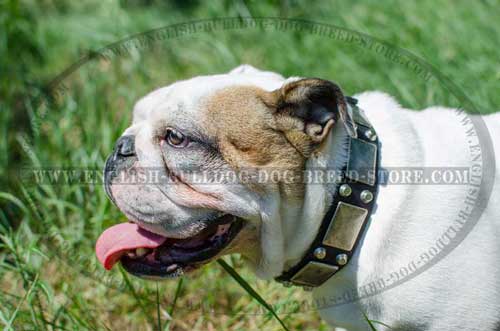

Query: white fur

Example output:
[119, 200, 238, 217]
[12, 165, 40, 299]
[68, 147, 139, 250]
[117, 65, 500, 330]
[309, 92, 500, 330]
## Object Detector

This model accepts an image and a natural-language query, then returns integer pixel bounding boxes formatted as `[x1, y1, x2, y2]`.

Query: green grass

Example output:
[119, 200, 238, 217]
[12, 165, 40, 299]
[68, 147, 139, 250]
[1, 0, 499, 330]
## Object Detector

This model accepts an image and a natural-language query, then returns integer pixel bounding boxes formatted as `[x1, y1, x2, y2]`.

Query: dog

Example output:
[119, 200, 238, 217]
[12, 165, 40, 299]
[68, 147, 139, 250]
[97, 65, 500, 331]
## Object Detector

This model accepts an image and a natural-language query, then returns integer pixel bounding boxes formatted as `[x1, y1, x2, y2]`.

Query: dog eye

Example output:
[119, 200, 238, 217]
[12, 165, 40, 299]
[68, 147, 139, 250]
[164, 128, 189, 147]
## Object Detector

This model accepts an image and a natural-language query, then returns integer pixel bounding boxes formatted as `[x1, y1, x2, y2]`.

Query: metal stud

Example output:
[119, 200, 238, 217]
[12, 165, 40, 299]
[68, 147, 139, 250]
[313, 247, 327, 260]
[339, 184, 352, 197]
[360, 190, 374, 204]
[336, 253, 349, 266]
[303, 286, 314, 291]
[365, 129, 377, 141]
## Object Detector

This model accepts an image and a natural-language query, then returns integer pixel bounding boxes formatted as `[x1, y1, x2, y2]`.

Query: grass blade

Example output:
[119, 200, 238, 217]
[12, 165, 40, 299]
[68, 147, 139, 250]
[119, 267, 151, 324]
[163, 278, 183, 331]
[168, 278, 183, 317]
[4, 273, 39, 330]
[370, 320, 394, 330]
[362, 311, 378, 331]
[217, 259, 289, 331]
[156, 283, 162, 331]
[361, 311, 393, 331]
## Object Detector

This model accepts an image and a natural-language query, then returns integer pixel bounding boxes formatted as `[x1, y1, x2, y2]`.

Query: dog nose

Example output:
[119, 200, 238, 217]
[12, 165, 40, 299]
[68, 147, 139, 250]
[115, 135, 135, 157]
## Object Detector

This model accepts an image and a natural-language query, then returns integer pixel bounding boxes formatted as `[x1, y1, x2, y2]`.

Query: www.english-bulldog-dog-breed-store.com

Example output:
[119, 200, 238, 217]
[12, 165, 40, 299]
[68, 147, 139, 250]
[96, 65, 500, 331]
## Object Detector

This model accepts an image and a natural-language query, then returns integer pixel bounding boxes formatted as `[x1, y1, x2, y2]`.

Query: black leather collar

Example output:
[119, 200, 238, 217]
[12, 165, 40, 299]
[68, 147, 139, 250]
[275, 97, 380, 289]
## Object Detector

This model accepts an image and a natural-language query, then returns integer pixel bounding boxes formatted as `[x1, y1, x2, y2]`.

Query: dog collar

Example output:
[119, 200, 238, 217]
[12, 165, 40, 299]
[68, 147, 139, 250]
[275, 97, 380, 289]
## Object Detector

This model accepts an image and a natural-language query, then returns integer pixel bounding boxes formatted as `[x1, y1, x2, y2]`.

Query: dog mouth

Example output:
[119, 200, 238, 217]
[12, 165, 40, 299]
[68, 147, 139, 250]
[95, 214, 243, 279]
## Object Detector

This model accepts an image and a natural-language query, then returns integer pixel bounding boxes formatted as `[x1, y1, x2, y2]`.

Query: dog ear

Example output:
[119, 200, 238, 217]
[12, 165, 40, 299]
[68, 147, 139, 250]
[268, 78, 357, 155]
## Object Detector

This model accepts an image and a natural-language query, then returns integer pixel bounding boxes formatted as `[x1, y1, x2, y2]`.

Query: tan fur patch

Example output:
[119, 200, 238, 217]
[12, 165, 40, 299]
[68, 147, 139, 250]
[203, 86, 306, 201]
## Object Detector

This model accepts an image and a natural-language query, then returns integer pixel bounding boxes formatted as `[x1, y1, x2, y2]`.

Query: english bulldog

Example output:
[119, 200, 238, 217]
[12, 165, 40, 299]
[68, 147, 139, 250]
[97, 65, 500, 331]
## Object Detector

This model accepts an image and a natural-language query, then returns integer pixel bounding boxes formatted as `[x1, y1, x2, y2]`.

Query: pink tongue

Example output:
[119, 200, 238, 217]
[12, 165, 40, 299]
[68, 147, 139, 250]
[95, 222, 167, 270]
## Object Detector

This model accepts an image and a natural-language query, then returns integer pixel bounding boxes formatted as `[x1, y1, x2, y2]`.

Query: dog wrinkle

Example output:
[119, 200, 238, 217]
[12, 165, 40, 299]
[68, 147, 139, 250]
[157, 142, 222, 210]
[164, 162, 222, 210]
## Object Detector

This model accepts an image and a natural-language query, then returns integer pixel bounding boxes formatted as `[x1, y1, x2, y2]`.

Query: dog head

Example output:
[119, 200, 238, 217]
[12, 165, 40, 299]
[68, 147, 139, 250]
[97, 65, 356, 279]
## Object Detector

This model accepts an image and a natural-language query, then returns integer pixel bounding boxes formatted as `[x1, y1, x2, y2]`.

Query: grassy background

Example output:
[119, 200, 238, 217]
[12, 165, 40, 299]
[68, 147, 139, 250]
[1, 0, 499, 330]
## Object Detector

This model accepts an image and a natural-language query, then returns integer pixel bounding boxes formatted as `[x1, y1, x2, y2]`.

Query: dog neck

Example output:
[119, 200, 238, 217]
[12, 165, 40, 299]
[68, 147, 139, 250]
[253, 121, 350, 279]
[282, 123, 351, 272]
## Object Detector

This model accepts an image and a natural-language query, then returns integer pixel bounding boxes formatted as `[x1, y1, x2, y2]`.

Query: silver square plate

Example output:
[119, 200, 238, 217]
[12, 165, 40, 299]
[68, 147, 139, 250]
[346, 138, 377, 186]
[290, 261, 339, 287]
[323, 202, 368, 251]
